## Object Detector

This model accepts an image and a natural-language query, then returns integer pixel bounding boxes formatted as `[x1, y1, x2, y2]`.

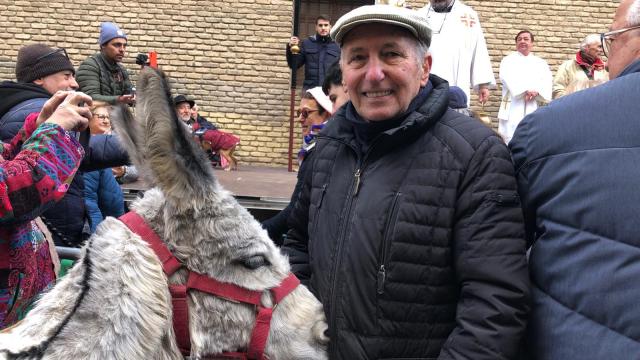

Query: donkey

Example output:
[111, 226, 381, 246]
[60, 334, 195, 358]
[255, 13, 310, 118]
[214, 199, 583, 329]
[0, 67, 328, 359]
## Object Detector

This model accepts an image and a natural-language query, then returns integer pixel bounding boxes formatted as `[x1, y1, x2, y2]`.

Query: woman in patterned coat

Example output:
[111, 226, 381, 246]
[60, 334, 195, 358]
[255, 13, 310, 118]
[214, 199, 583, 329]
[0, 91, 90, 328]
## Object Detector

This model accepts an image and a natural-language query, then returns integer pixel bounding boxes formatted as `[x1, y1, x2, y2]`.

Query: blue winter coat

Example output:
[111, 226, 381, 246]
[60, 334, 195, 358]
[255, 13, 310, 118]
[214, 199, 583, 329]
[511, 60, 640, 359]
[84, 167, 125, 233]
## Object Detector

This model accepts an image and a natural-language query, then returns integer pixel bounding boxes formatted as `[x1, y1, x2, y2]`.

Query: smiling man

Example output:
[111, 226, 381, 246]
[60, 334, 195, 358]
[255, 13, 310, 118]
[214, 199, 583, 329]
[283, 5, 529, 359]
[497, 30, 552, 144]
[286, 15, 340, 91]
[77, 22, 134, 105]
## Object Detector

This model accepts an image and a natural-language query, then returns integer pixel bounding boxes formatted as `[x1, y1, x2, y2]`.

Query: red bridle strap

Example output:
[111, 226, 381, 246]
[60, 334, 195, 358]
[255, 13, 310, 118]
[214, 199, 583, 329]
[119, 211, 182, 276]
[119, 211, 301, 360]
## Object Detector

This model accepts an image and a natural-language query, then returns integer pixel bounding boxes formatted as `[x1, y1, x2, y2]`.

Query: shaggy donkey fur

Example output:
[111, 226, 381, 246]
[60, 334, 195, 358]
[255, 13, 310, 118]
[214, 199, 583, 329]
[0, 67, 328, 359]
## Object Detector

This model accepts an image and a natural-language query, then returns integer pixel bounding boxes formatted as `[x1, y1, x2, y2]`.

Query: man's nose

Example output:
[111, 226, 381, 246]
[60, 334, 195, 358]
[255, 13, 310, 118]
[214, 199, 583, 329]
[69, 77, 79, 90]
[364, 58, 384, 82]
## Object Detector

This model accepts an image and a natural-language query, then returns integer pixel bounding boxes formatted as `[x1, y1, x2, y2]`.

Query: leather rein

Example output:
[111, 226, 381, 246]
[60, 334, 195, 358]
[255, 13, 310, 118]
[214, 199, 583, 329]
[119, 211, 300, 360]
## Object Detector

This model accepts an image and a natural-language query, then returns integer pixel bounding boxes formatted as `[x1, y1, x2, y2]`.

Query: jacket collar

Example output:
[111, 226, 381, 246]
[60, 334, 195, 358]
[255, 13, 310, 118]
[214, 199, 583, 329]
[619, 59, 640, 77]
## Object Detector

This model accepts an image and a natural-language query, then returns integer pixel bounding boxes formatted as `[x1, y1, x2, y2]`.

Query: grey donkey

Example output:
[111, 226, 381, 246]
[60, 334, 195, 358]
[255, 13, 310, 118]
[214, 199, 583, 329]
[0, 67, 328, 359]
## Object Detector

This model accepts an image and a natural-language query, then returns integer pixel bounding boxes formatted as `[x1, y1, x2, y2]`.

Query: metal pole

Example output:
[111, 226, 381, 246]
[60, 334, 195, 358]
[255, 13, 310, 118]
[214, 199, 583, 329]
[288, 0, 301, 172]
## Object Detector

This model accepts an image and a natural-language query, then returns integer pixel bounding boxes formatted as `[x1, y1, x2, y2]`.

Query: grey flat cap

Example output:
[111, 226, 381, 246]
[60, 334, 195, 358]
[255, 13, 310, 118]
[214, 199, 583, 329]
[331, 5, 432, 47]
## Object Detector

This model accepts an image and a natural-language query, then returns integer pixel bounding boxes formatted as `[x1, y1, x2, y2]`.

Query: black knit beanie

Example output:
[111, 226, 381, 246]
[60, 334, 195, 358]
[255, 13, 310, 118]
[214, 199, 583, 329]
[15, 44, 75, 83]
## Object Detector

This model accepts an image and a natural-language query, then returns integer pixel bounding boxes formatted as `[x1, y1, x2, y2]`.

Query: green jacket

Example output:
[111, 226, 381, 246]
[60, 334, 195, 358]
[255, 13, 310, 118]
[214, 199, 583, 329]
[77, 53, 133, 104]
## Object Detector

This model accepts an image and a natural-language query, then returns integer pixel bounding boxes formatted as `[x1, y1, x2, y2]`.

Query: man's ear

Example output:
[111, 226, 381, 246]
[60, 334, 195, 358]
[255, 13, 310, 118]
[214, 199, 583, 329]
[33, 78, 45, 86]
[420, 53, 432, 86]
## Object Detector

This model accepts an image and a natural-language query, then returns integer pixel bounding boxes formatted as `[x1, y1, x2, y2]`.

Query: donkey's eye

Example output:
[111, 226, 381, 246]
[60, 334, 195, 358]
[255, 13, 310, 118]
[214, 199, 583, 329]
[241, 255, 270, 270]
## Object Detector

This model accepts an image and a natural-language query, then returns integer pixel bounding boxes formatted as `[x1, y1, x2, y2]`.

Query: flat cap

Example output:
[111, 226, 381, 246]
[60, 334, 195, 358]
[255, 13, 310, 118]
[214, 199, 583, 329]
[330, 5, 432, 47]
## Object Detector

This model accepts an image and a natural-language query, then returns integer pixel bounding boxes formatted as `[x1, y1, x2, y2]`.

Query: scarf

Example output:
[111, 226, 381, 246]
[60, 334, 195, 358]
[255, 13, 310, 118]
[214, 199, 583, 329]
[575, 50, 605, 79]
[297, 123, 326, 165]
[345, 82, 433, 155]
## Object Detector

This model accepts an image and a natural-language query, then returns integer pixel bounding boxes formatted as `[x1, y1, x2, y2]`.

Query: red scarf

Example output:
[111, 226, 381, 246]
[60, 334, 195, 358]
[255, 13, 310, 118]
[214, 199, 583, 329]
[575, 50, 605, 79]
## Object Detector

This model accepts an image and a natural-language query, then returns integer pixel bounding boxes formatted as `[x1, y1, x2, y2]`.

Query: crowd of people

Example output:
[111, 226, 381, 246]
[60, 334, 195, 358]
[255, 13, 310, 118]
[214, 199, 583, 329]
[0, 0, 639, 358]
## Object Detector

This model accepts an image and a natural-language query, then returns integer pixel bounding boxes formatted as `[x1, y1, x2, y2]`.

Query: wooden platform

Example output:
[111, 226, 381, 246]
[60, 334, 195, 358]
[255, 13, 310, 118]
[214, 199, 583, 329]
[121, 165, 298, 212]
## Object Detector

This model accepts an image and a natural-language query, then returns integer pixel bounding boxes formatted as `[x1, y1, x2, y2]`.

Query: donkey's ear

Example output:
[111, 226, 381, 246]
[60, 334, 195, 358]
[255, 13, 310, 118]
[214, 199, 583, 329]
[111, 104, 154, 186]
[115, 67, 218, 205]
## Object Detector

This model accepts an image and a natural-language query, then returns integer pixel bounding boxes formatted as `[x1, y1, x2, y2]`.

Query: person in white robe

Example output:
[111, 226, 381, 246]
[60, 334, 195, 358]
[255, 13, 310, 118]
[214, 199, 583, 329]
[417, 0, 495, 106]
[498, 30, 552, 144]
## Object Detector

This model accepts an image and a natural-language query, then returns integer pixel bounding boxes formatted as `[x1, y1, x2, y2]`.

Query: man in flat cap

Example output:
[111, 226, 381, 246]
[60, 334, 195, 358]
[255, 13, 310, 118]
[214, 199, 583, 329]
[283, 5, 529, 359]
[77, 22, 134, 105]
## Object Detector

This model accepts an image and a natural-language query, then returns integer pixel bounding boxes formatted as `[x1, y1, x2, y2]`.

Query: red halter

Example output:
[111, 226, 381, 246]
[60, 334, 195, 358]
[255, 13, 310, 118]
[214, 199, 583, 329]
[119, 211, 300, 360]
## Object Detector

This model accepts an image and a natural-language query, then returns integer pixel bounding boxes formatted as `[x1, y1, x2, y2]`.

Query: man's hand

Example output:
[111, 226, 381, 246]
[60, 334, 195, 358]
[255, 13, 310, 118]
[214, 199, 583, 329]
[289, 36, 300, 48]
[41, 91, 92, 131]
[525, 90, 539, 102]
[117, 94, 136, 105]
[478, 85, 490, 105]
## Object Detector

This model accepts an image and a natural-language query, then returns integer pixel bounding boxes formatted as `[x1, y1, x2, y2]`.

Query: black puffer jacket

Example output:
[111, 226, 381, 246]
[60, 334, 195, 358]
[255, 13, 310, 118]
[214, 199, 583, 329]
[76, 53, 133, 104]
[284, 75, 529, 359]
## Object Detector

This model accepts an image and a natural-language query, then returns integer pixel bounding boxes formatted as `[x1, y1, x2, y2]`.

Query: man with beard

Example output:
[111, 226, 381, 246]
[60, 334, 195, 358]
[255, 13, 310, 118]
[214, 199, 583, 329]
[418, 0, 495, 107]
[287, 15, 340, 91]
[553, 34, 609, 99]
[77, 22, 135, 105]
[284, 4, 529, 359]
[510, 1, 640, 357]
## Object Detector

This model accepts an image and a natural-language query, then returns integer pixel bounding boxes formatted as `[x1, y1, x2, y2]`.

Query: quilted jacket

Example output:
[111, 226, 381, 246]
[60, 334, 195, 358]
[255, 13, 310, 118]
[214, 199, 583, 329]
[284, 75, 530, 359]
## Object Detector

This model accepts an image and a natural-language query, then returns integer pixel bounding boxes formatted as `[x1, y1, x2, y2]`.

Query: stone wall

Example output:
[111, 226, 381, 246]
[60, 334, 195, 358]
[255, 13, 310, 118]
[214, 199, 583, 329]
[0, 0, 619, 166]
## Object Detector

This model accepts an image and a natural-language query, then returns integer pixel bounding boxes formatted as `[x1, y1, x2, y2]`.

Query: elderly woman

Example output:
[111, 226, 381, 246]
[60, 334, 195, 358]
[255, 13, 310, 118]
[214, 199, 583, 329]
[83, 101, 126, 233]
[262, 86, 332, 245]
[0, 91, 90, 328]
[282, 5, 529, 359]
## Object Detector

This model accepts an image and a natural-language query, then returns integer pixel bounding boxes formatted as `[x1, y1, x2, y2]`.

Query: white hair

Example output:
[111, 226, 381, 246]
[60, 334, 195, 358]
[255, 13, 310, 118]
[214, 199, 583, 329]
[580, 34, 601, 50]
[628, 0, 640, 26]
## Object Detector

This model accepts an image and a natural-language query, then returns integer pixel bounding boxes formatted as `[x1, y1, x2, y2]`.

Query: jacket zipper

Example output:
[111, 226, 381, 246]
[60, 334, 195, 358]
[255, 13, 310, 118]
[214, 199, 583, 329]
[377, 192, 402, 295]
[327, 144, 363, 356]
[310, 184, 328, 236]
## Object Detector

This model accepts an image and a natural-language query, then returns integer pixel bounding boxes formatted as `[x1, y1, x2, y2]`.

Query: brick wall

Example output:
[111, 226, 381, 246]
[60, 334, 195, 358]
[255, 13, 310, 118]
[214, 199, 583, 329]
[0, 0, 619, 166]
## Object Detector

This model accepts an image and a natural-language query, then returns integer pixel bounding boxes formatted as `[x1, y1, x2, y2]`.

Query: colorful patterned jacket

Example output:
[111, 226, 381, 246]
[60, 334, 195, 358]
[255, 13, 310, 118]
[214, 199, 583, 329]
[0, 113, 84, 328]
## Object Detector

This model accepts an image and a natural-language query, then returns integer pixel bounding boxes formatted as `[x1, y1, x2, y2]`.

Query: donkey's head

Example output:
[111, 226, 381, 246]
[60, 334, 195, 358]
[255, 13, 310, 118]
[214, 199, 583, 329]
[112, 67, 328, 359]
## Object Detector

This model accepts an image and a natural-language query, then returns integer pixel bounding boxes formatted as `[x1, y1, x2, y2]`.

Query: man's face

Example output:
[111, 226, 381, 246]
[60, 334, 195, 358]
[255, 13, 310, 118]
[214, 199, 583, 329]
[431, 0, 453, 12]
[585, 42, 603, 59]
[176, 102, 192, 123]
[340, 23, 430, 122]
[102, 38, 127, 63]
[608, 0, 640, 79]
[516, 32, 533, 56]
[316, 20, 331, 37]
[328, 83, 349, 113]
[34, 70, 78, 94]
[191, 106, 198, 119]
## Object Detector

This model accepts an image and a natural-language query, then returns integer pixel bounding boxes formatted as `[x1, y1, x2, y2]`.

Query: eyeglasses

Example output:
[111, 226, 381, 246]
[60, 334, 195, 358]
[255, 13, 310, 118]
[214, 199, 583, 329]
[601, 24, 640, 57]
[33, 48, 69, 64]
[296, 109, 319, 119]
[93, 114, 110, 120]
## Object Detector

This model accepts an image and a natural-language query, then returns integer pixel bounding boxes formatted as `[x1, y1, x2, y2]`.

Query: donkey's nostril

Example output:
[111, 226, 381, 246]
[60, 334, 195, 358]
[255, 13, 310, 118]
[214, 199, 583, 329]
[323, 329, 329, 338]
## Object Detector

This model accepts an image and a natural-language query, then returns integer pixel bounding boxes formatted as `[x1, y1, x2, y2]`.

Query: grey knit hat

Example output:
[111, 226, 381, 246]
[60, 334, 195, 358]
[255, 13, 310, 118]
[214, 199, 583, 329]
[331, 5, 431, 47]
[15, 44, 75, 83]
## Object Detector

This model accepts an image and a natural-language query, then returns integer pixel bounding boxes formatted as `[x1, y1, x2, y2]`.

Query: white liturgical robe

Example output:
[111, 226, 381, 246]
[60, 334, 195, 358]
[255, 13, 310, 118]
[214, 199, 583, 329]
[498, 51, 552, 144]
[418, 1, 495, 103]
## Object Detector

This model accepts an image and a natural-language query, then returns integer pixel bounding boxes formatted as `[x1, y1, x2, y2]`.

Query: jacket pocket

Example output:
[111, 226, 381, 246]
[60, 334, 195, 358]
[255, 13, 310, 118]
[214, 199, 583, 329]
[377, 192, 402, 296]
[308, 184, 328, 263]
